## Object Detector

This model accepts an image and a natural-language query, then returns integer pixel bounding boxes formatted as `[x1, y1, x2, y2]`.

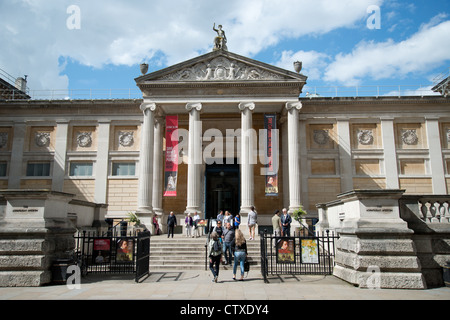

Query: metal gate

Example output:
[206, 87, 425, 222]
[74, 229, 150, 282]
[260, 230, 339, 283]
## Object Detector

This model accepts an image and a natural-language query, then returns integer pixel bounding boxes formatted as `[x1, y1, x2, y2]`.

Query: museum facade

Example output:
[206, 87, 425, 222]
[1, 49, 449, 231]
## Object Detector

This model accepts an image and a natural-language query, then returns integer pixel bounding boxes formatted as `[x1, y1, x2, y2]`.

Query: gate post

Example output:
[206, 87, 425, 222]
[332, 189, 427, 289]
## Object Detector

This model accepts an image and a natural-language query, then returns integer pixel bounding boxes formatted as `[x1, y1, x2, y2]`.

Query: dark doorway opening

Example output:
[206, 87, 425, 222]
[205, 159, 240, 220]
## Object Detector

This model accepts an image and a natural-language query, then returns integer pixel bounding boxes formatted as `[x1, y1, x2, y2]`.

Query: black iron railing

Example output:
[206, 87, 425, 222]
[260, 230, 339, 283]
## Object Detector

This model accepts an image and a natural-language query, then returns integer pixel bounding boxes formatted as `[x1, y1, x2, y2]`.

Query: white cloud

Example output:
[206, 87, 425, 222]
[323, 17, 450, 85]
[0, 0, 382, 91]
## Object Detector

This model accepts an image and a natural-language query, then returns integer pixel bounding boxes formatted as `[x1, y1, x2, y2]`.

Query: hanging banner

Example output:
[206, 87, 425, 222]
[264, 114, 278, 196]
[164, 115, 178, 197]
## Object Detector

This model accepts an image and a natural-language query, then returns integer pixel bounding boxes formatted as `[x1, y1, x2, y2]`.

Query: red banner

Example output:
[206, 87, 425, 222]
[164, 115, 178, 197]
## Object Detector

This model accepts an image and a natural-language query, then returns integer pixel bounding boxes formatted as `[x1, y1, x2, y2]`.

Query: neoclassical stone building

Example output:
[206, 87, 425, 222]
[1, 48, 449, 232]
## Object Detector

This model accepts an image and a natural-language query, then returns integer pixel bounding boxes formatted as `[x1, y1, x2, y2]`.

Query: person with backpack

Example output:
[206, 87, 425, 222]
[208, 231, 223, 283]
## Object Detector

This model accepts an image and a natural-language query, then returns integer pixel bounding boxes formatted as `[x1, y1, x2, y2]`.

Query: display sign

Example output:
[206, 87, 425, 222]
[264, 114, 278, 196]
[164, 115, 179, 197]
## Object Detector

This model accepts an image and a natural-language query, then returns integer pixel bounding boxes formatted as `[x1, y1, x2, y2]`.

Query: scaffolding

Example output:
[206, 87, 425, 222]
[432, 67, 450, 96]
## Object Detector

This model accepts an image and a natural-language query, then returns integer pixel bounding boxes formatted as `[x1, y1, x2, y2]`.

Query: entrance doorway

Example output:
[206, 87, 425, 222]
[205, 160, 240, 220]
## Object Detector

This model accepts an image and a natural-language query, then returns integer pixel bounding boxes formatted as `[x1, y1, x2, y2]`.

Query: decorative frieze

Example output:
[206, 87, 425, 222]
[313, 129, 329, 145]
[357, 129, 374, 145]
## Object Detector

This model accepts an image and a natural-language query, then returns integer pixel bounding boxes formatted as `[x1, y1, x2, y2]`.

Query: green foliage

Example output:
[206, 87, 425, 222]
[292, 205, 307, 222]
[127, 212, 141, 226]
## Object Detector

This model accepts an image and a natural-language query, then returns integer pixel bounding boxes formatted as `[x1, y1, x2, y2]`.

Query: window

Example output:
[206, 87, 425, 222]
[0, 162, 6, 177]
[112, 162, 135, 176]
[69, 162, 93, 177]
[26, 162, 51, 177]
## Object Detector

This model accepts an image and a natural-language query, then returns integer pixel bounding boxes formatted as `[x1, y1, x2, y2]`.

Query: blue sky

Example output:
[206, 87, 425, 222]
[1, 0, 450, 98]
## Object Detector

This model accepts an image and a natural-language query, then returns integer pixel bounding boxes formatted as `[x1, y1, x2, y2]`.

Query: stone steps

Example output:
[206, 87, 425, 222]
[149, 235, 261, 271]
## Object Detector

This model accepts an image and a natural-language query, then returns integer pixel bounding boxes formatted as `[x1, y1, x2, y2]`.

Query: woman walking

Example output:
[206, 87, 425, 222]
[208, 231, 223, 283]
[232, 229, 247, 281]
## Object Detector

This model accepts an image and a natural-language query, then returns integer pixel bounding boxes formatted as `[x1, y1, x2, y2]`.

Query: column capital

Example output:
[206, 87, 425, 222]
[285, 101, 302, 111]
[238, 101, 255, 112]
[186, 102, 202, 112]
[140, 102, 157, 113]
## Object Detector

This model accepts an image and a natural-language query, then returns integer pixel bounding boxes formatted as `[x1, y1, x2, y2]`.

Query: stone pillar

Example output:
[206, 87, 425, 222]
[0, 190, 77, 287]
[52, 121, 69, 192]
[152, 117, 164, 215]
[8, 122, 26, 189]
[94, 121, 111, 204]
[381, 118, 400, 189]
[286, 101, 302, 213]
[425, 117, 447, 194]
[137, 103, 156, 224]
[239, 102, 255, 214]
[185, 102, 203, 214]
[333, 189, 426, 289]
[337, 118, 353, 193]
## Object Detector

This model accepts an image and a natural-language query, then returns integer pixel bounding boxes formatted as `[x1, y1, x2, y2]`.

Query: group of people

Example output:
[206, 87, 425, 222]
[272, 208, 293, 237]
[206, 207, 257, 282]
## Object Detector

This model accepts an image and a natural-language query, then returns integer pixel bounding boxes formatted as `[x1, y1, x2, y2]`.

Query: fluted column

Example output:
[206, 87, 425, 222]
[286, 101, 302, 213]
[152, 116, 164, 214]
[185, 102, 203, 214]
[239, 101, 255, 214]
[137, 102, 156, 216]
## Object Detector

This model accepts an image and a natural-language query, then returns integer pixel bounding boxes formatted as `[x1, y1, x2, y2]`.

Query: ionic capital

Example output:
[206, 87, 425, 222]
[238, 101, 255, 112]
[186, 102, 202, 112]
[285, 101, 302, 111]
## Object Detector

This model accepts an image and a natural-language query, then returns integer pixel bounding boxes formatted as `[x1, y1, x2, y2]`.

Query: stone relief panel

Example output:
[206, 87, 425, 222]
[0, 128, 11, 151]
[28, 127, 55, 151]
[71, 127, 96, 151]
[114, 126, 139, 151]
[440, 123, 450, 149]
[395, 123, 426, 149]
[351, 123, 381, 149]
[158, 56, 286, 81]
[308, 124, 336, 150]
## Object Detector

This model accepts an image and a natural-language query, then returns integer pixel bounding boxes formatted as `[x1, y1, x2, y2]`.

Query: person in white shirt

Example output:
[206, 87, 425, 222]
[247, 206, 257, 240]
[193, 212, 201, 238]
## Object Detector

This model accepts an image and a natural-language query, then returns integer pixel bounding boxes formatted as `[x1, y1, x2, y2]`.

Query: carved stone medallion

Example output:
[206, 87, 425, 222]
[313, 130, 329, 145]
[35, 132, 50, 147]
[357, 130, 374, 145]
[119, 131, 134, 147]
[401, 129, 418, 145]
[77, 132, 92, 148]
[0, 132, 8, 148]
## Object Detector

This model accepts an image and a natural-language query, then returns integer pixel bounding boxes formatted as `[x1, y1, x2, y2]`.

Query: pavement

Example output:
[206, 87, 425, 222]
[0, 269, 449, 301]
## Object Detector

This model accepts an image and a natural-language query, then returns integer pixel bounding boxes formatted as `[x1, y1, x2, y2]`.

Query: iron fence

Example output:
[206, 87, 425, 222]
[260, 230, 339, 283]
[74, 229, 150, 282]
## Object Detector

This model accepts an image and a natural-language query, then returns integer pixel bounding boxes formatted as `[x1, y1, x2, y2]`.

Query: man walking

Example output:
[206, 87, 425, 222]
[167, 211, 177, 238]
[222, 222, 235, 265]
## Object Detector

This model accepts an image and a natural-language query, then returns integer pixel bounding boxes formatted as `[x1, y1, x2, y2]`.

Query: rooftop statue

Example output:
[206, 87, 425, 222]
[213, 23, 227, 51]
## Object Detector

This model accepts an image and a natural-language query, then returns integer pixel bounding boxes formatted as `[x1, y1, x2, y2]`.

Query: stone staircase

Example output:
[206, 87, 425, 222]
[149, 234, 261, 271]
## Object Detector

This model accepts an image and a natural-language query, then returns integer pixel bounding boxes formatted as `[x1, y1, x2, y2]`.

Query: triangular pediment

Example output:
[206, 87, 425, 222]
[135, 50, 307, 84]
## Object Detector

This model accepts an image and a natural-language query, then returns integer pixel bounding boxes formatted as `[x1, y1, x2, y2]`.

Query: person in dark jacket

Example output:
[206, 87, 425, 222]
[167, 211, 177, 238]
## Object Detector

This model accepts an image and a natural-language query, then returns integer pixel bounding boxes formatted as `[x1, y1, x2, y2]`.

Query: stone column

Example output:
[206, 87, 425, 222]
[152, 116, 164, 215]
[286, 101, 302, 213]
[337, 118, 353, 193]
[51, 121, 69, 192]
[8, 122, 26, 189]
[239, 102, 255, 214]
[380, 117, 400, 189]
[137, 103, 156, 221]
[425, 117, 447, 194]
[185, 102, 203, 214]
[94, 120, 110, 204]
